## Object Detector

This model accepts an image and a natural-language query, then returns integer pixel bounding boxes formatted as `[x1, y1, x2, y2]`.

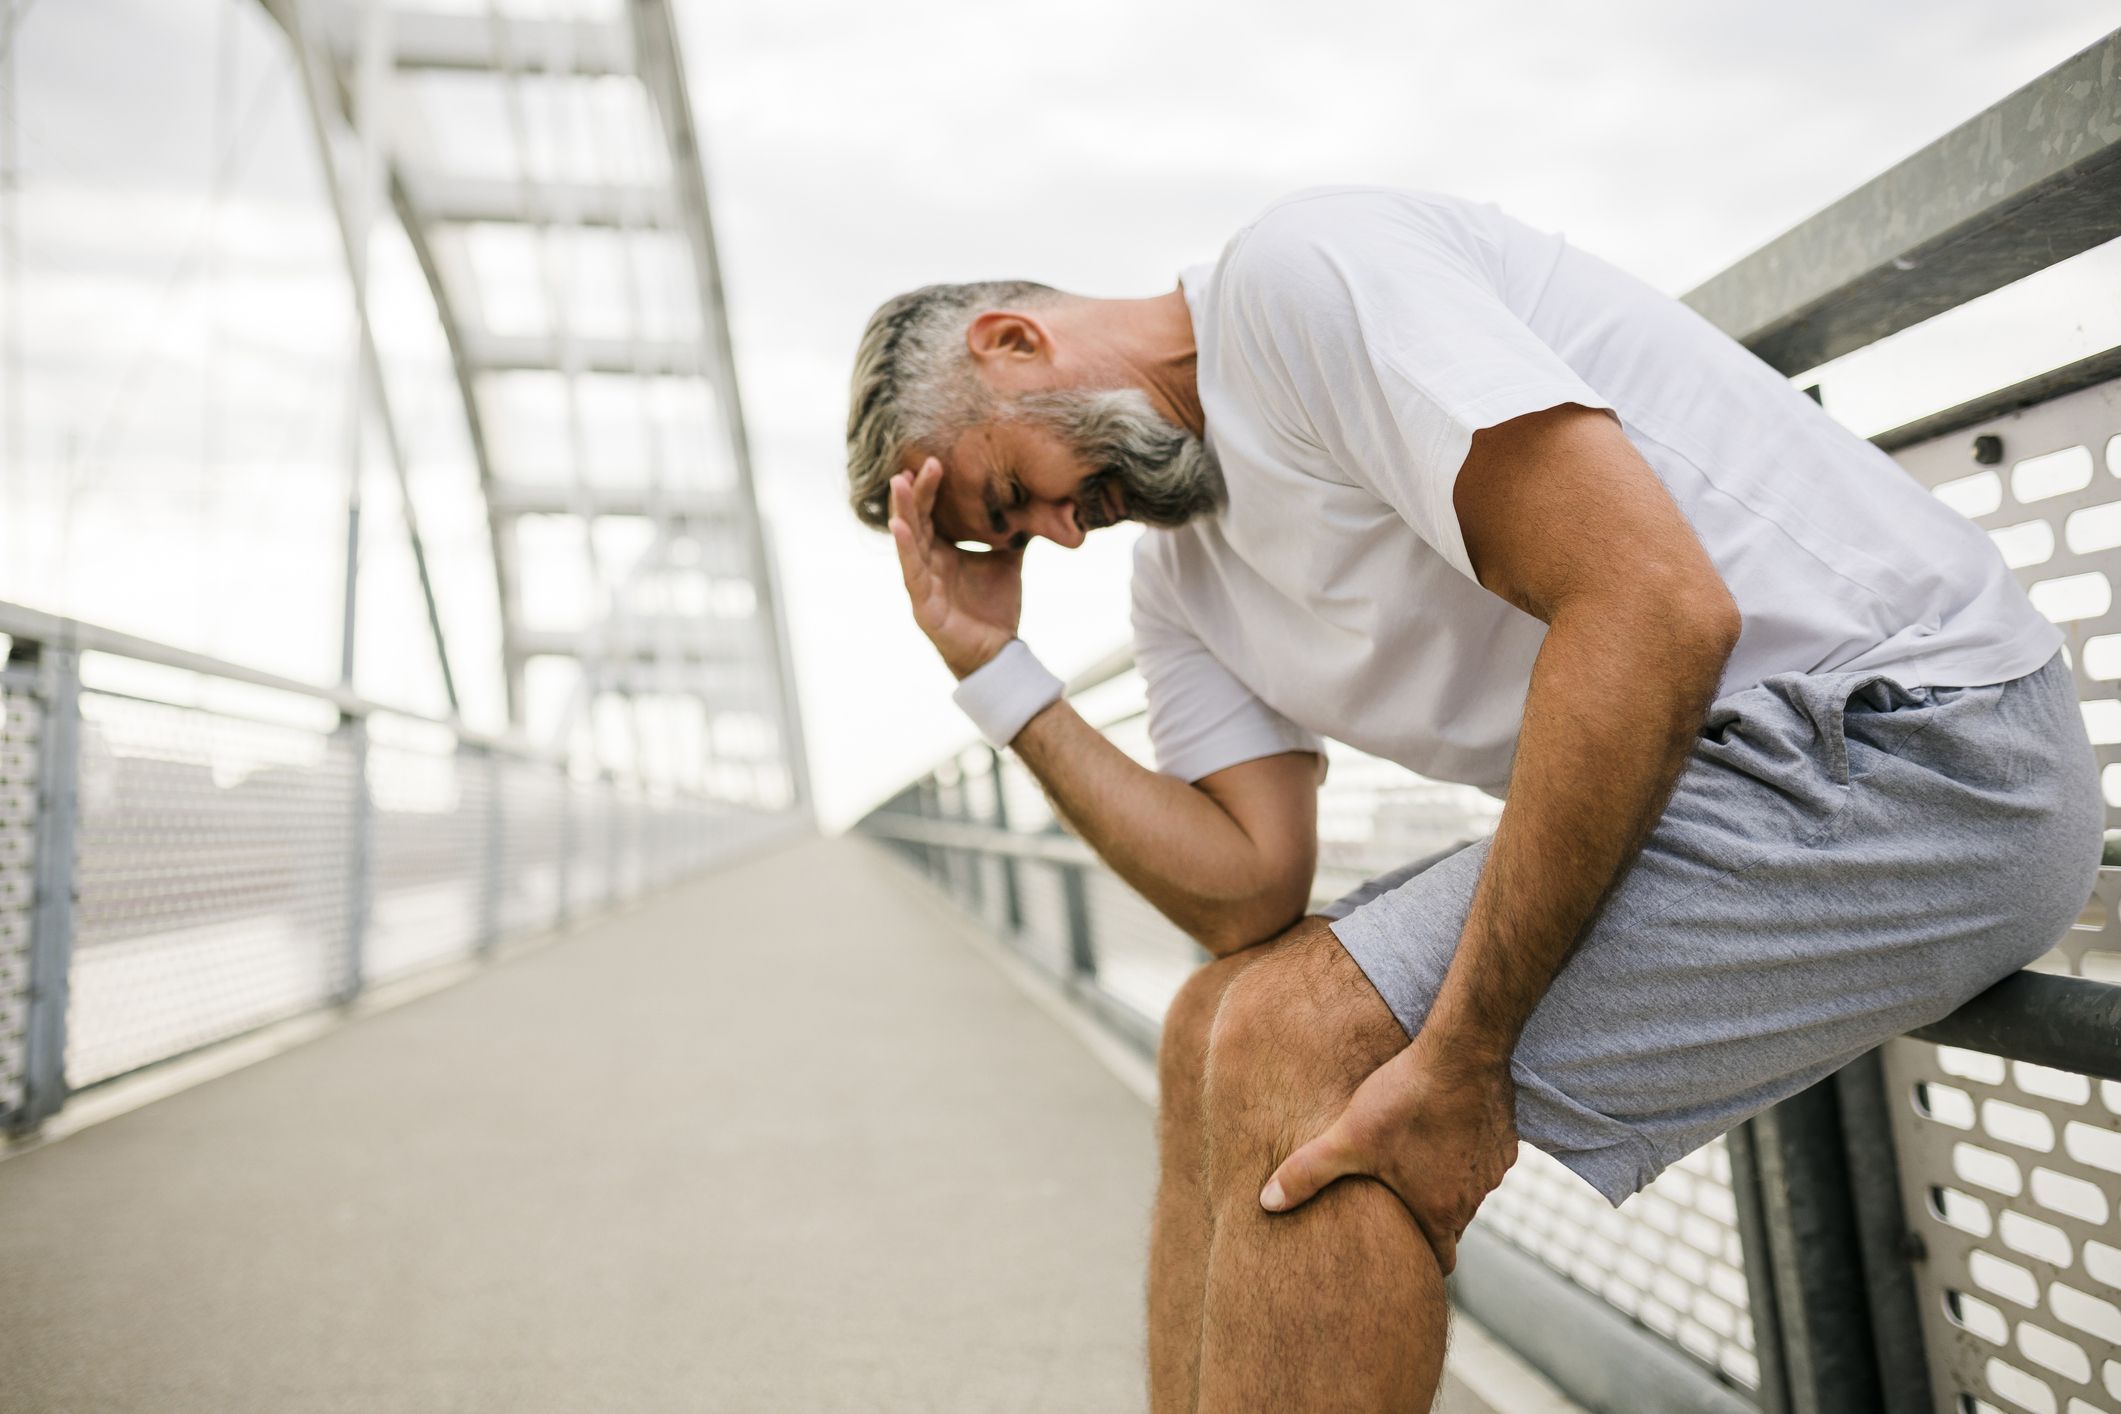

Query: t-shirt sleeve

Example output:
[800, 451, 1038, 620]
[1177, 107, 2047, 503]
[1223, 191, 1614, 582]
[1130, 539, 1326, 785]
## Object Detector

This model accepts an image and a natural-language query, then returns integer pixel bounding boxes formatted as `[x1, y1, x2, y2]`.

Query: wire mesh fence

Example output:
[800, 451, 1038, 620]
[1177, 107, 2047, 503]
[0, 671, 40, 1118]
[366, 726, 493, 988]
[0, 604, 795, 1134]
[67, 691, 359, 1089]
[1484, 1142, 1758, 1387]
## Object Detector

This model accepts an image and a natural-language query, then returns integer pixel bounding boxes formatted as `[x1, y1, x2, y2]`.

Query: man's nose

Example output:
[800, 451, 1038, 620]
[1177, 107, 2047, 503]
[1029, 499, 1085, 550]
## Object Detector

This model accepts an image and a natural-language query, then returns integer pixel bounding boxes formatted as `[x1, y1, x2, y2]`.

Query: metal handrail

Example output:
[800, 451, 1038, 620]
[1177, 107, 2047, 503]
[0, 600, 557, 770]
[1909, 967, 2121, 1079]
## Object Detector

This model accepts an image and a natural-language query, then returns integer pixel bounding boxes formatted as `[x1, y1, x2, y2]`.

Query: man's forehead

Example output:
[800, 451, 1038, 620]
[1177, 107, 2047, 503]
[920, 445, 997, 543]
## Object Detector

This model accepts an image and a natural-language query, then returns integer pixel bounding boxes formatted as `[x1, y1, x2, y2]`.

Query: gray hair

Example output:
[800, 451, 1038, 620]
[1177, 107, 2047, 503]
[845, 279, 1063, 530]
[1010, 386, 1226, 529]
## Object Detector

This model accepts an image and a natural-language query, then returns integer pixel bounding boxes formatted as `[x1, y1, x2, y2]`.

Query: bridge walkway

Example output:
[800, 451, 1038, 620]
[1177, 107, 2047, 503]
[0, 835, 1508, 1412]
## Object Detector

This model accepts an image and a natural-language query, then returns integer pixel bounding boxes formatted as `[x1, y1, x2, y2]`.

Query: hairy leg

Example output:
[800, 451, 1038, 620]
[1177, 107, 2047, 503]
[1194, 923, 1448, 1412]
[1151, 938, 1284, 1413]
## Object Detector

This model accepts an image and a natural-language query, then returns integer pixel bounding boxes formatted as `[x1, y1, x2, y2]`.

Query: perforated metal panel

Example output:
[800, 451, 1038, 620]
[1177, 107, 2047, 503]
[1484, 1140, 1759, 1387]
[972, 852, 1012, 935]
[1894, 377, 2121, 833]
[642, 791, 675, 892]
[0, 677, 39, 1118]
[1081, 869, 1199, 1022]
[611, 780, 646, 903]
[496, 758, 568, 936]
[366, 732, 491, 985]
[1315, 745, 1503, 895]
[67, 692, 357, 1088]
[0, 606, 779, 1127]
[1883, 375, 2121, 1414]
[1011, 859, 1075, 980]
[569, 780, 615, 913]
[1884, 1021, 2120, 1414]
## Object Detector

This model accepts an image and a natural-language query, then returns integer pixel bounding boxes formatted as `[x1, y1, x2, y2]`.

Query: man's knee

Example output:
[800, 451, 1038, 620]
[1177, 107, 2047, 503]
[1158, 949, 1252, 1103]
[1199, 924, 1406, 1148]
[1157, 913, 1329, 1099]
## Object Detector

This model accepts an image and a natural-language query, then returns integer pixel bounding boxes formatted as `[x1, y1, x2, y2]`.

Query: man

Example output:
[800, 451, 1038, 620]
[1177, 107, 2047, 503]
[842, 185, 2101, 1413]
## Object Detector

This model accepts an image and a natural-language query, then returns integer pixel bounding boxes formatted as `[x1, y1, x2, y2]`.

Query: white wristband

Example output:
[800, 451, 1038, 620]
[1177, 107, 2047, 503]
[951, 639, 1064, 747]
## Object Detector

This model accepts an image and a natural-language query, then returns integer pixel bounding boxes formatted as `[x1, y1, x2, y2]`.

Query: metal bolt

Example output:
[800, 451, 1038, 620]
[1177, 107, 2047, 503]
[1973, 434, 2004, 466]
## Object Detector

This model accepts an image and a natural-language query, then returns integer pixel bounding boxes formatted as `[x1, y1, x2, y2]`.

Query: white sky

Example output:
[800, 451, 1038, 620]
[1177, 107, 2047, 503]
[677, 1, 2120, 827]
[4, 3, 2116, 830]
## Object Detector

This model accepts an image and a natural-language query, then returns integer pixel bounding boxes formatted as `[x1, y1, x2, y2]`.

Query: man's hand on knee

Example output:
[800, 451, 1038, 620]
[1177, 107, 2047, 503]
[1257, 1040, 1518, 1275]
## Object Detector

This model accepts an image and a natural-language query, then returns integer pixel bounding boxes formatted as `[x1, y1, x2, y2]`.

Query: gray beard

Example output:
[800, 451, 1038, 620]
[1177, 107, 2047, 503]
[1007, 387, 1225, 530]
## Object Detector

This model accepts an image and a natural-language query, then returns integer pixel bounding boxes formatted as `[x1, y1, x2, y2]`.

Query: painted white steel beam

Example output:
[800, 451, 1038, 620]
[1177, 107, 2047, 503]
[464, 330, 704, 377]
[323, 7, 633, 75]
[485, 483, 741, 521]
[397, 170, 677, 229]
[515, 621, 755, 663]
[627, 0, 811, 811]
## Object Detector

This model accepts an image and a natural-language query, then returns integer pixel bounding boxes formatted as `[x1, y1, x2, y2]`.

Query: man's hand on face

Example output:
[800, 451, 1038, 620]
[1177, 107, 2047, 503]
[1257, 1040, 1518, 1276]
[888, 456, 1026, 680]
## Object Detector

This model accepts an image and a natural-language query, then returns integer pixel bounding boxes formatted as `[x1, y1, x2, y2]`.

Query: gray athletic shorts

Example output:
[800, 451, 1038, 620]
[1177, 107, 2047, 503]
[1319, 648, 2103, 1206]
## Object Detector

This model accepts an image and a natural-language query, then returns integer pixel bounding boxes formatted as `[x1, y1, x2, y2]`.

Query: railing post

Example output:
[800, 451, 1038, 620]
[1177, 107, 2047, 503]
[336, 710, 371, 1005]
[1725, 1120, 1792, 1414]
[1060, 861, 1096, 982]
[917, 777, 942, 883]
[936, 768, 967, 904]
[1732, 1054, 1936, 1414]
[952, 756, 985, 916]
[986, 746, 1023, 935]
[555, 764, 573, 926]
[604, 771, 620, 910]
[1740, 1076, 1884, 1413]
[477, 745, 503, 955]
[16, 637, 79, 1133]
[1830, 1049, 1934, 1413]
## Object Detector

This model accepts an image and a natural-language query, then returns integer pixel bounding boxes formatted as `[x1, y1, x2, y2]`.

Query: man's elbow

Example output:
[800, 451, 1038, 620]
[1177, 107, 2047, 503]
[1191, 879, 1314, 959]
[1683, 581, 1741, 667]
[1634, 566, 1739, 673]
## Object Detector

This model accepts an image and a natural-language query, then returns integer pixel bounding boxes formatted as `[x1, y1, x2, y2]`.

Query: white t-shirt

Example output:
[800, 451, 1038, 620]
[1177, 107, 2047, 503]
[1134, 185, 2060, 793]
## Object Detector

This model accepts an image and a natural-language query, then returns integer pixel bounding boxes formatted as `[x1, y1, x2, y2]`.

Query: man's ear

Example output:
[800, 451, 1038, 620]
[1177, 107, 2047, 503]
[965, 309, 1047, 365]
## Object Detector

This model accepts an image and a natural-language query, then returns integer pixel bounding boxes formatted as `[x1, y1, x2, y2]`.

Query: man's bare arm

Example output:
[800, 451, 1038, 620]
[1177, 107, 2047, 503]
[887, 457, 1320, 956]
[1012, 702, 1323, 955]
[1260, 403, 1739, 1268]
[1424, 402, 1739, 1069]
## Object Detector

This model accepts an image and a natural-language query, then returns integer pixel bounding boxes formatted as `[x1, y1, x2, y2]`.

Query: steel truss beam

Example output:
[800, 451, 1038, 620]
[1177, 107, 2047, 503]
[259, 0, 809, 810]
[398, 169, 676, 229]
[627, 0, 811, 811]
[485, 483, 740, 521]
[322, 7, 631, 74]
[274, 0, 463, 717]
[461, 330, 703, 377]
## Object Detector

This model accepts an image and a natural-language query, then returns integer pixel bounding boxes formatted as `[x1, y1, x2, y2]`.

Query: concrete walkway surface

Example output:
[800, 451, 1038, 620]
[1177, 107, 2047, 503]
[0, 834, 1503, 1412]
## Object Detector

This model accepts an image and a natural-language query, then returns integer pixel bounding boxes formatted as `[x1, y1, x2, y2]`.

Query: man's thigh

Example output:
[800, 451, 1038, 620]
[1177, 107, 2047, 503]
[1322, 652, 2101, 1206]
